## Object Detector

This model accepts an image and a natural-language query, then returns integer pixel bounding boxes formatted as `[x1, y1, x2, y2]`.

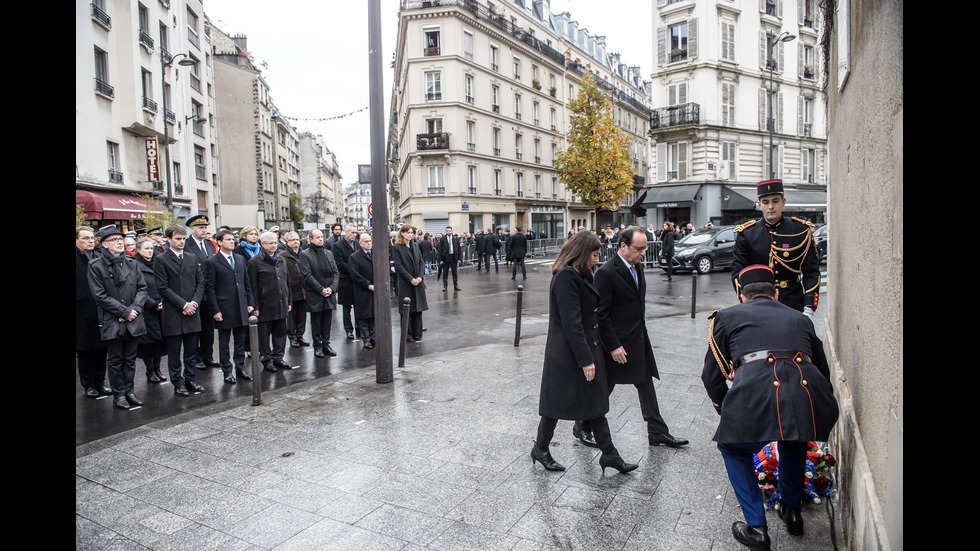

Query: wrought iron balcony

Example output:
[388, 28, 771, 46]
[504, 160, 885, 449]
[533, 118, 539, 126]
[425, 92, 442, 101]
[517, 190, 523, 197]
[669, 49, 688, 63]
[161, 48, 173, 64]
[535, 192, 541, 199]
[174, 183, 184, 195]
[467, 142, 475, 151]
[491, 63, 498, 72]
[417, 132, 450, 150]
[535, 156, 540, 164]
[95, 78, 114, 98]
[566, 60, 584, 76]
[139, 31, 154, 50]
[108, 170, 123, 183]
[515, 152, 522, 160]
[492, 104, 499, 112]
[649, 102, 700, 129]
[424, 46, 441, 56]
[803, 123, 812, 137]
[515, 113, 521, 120]
[804, 68, 815, 79]
[468, 186, 477, 194]
[142, 96, 158, 113]
[466, 95, 474, 104]
[91, 3, 111, 27]
[427, 186, 445, 196]
[165, 109, 176, 123]
[514, 72, 520, 80]
[152, 180, 164, 191]
[551, 124, 556, 131]
[493, 148, 500, 156]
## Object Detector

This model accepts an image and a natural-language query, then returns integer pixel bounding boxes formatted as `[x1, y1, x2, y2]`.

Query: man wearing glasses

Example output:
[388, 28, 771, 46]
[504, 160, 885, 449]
[573, 226, 688, 449]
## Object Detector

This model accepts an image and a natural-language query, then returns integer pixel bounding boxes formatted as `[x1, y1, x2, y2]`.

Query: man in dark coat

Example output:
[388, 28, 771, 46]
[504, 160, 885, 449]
[731, 179, 821, 315]
[76, 226, 109, 398]
[332, 225, 359, 340]
[203, 229, 254, 384]
[574, 227, 688, 449]
[481, 230, 500, 272]
[248, 232, 294, 371]
[349, 233, 376, 349]
[436, 226, 462, 291]
[88, 225, 148, 409]
[281, 231, 309, 348]
[703, 265, 838, 551]
[509, 226, 528, 280]
[154, 224, 206, 397]
[300, 229, 339, 358]
[183, 214, 219, 369]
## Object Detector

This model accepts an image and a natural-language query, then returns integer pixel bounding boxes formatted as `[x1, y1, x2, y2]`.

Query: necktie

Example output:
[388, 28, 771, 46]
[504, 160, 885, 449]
[629, 264, 638, 288]
[227, 254, 234, 269]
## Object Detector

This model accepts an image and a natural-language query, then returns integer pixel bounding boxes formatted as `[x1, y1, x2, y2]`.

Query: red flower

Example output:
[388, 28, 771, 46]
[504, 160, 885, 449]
[824, 454, 837, 466]
[814, 476, 828, 489]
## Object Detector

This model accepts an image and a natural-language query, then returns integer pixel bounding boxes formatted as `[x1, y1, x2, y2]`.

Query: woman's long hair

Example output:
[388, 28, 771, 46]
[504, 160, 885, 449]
[552, 230, 601, 275]
[395, 225, 414, 245]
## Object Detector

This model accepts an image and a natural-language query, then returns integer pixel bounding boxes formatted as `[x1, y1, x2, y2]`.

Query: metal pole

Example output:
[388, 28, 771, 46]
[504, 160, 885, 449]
[398, 297, 410, 367]
[514, 285, 524, 346]
[768, 35, 774, 180]
[248, 315, 261, 405]
[161, 55, 174, 212]
[690, 272, 698, 319]
[368, 0, 392, 383]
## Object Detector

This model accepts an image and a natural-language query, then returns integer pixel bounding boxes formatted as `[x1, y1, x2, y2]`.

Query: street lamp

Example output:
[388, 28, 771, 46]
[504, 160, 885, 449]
[767, 31, 795, 180]
[160, 53, 197, 212]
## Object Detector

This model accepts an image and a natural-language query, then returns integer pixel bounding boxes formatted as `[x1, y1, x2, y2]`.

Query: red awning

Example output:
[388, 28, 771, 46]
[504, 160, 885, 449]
[76, 190, 155, 220]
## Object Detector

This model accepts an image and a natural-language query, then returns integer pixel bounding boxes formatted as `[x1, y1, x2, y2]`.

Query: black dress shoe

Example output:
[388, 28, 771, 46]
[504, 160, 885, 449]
[85, 387, 100, 398]
[346, 332, 355, 340]
[442, 286, 448, 291]
[224, 375, 237, 384]
[572, 425, 599, 448]
[174, 386, 190, 397]
[147, 372, 162, 383]
[263, 363, 278, 372]
[113, 397, 132, 410]
[314, 347, 325, 358]
[530, 447, 565, 471]
[204, 359, 221, 368]
[325, 344, 337, 357]
[297, 337, 311, 346]
[454, 286, 462, 291]
[649, 433, 689, 447]
[290, 338, 301, 348]
[236, 371, 253, 381]
[663, 277, 672, 282]
[778, 502, 805, 536]
[125, 393, 143, 406]
[195, 362, 207, 370]
[185, 381, 206, 394]
[273, 360, 293, 370]
[363, 341, 375, 350]
[99, 385, 113, 396]
[153, 368, 167, 383]
[599, 452, 638, 474]
[732, 522, 770, 551]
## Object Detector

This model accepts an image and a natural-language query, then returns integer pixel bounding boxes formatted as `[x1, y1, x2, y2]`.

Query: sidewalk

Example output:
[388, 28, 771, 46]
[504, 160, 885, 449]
[76, 313, 842, 550]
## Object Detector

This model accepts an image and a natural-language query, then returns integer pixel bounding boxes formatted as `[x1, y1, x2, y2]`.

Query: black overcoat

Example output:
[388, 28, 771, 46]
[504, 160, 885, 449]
[349, 249, 375, 319]
[280, 247, 305, 302]
[594, 256, 659, 384]
[702, 297, 838, 443]
[391, 242, 428, 313]
[332, 238, 357, 305]
[538, 267, 609, 420]
[299, 244, 339, 312]
[136, 256, 163, 344]
[203, 252, 253, 329]
[88, 252, 148, 341]
[509, 232, 528, 259]
[153, 249, 204, 337]
[247, 250, 290, 321]
[76, 247, 103, 350]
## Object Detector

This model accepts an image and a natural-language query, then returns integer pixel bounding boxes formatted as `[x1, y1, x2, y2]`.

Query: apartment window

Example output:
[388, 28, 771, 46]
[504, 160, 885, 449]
[721, 82, 735, 127]
[138, 4, 153, 49]
[532, 102, 539, 126]
[721, 20, 735, 62]
[532, 64, 539, 81]
[465, 74, 474, 104]
[172, 162, 181, 193]
[551, 143, 557, 165]
[550, 107, 556, 130]
[468, 165, 477, 194]
[514, 94, 521, 120]
[187, 7, 199, 48]
[106, 141, 122, 183]
[762, 144, 784, 179]
[760, 90, 783, 133]
[424, 27, 440, 56]
[492, 85, 499, 112]
[534, 175, 541, 198]
[515, 134, 522, 160]
[802, 44, 816, 79]
[494, 170, 501, 196]
[721, 141, 737, 180]
[803, 148, 816, 183]
[762, 33, 785, 72]
[91, 0, 111, 28]
[656, 141, 688, 181]
[568, 84, 574, 100]
[492, 128, 501, 156]
[463, 30, 473, 60]
[800, 97, 814, 137]
[668, 81, 687, 106]
[552, 177, 558, 200]
[425, 71, 442, 100]
[516, 172, 524, 197]
[466, 120, 475, 151]
[549, 74, 556, 91]
[513, 56, 521, 80]
[191, 101, 205, 136]
[490, 45, 499, 71]
[94, 47, 113, 98]
[670, 22, 688, 62]
[159, 22, 171, 59]
[534, 139, 540, 163]
[188, 55, 201, 92]
[141, 69, 157, 112]
[765, 0, 778, 17]
[195, 146, 207, 180]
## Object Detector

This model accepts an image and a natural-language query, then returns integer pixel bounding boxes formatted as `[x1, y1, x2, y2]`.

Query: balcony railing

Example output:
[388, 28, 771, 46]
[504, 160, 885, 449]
[533, 118, 539, 126]
[161, 48, 173, 64]
[427, 186, 445, 196]
[551, 124, 556, 131]
[174, 183, 184, 195]
[535, 192, 541, 199]
[493, 148, 500, 156]
[804, 68, 815, 79]
[649, 102, 700, 129]
[108, 170, 123, 183]
[514, 73, 520, 80]
[142, 96, 158, 112]
[417, 132, 450, 150]
[139, 30, 154, 50]
[468, 186, 477, 194]
[492, 104, 499, 112]
[95, 78, 114, 98]
[517, 190, 523, 197]
[467, 142, 475, 151]
[165, 109, 176, 123]
[515, 152, 522, 160]
[424, 46, 441, 56]
[152, 180, 164, 191]
[425, 92, 442, 101]
[515, 112, 521, 120]
[669, 49, 688, 63]
[491, 63, 498, 72]
[91, 3, 111, 27]
[534, 156, 540, 164]
[803, 123, 812, 137]
[466, 95, 474, 104]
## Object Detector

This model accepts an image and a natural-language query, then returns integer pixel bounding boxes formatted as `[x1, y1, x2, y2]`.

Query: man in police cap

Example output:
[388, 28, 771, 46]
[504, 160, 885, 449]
[184, 214, 219, 369]
[703, 265, 838, 550]
[731, 179, 820, 316]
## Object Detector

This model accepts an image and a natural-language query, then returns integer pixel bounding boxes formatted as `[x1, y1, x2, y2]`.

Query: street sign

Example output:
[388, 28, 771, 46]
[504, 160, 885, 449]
[368, 203, 373, 216]
[461, 202, 469, 212]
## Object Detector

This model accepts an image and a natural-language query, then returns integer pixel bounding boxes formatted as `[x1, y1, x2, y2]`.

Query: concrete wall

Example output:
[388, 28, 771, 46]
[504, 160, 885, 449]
[826, 1, 903, 549]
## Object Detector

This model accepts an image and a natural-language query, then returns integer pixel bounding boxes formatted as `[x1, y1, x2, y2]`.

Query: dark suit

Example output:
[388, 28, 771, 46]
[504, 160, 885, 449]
[203, 252, 253, 377]
[281, 247, 307, 342]
[185, 237, 218, 364]
[154, 249, 205, 388]
[247, 250, 291, 366]
[299, 244, 339, 347]
[332, 237, 358, 336]
[436, 234, 461, 288]
[76, 246, 107, 392]
[349, 248, 376, 342]
[509, 232, 528, 278]
[582, 254, 670, 436]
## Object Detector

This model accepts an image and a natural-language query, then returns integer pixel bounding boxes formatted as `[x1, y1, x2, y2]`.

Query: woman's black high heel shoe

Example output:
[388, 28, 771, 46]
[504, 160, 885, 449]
[599, 452, 638, 474]
[530, 446, 566, 471]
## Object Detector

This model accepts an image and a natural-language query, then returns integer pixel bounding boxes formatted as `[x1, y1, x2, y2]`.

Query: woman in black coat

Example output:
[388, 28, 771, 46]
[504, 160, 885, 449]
[134, 238, 167, 383]
[661, 221, 677, 282]
[532, 231, 638, 474]
[391, 225, 428, 342]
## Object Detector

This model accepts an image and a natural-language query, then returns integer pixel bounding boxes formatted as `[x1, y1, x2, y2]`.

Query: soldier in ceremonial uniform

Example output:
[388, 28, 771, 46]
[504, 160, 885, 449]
[731, 179, 820, 316]
[703, 265, 838, 551]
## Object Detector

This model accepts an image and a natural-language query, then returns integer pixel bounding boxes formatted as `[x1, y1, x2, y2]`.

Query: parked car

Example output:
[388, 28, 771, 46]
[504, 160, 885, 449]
[813, 224, 828, 263]
[660, 225, 737, 274]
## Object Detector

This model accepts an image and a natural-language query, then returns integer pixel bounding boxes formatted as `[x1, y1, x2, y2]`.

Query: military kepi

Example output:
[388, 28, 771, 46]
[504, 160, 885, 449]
[756, 179, 784, 197]
[185, 214, 209, 227]
[736, 265, 775, 287]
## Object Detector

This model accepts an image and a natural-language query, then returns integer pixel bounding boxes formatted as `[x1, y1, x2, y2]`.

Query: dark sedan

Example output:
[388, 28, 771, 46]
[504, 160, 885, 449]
[660, 225, 737, 274]
[813, 224, 828, 263]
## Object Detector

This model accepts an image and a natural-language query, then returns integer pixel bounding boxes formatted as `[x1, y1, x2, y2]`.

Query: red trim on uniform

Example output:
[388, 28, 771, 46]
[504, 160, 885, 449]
[771, 354, 784, 440]
[738, 265, 774, 278]
[793, 357, 817, 438]
[756, 179, 781, 188]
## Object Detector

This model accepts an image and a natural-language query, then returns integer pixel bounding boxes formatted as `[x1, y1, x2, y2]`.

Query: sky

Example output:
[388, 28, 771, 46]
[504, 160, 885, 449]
[203, 0, 653, 187]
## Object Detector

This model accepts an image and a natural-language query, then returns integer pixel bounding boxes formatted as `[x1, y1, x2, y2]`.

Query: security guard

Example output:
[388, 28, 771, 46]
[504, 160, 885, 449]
[731, 179, 820, 315]
[703, 265, 838, 550]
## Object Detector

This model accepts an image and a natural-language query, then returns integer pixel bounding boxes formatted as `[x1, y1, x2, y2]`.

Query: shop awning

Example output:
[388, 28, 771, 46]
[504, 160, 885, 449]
[723, 186, 827, 212]
[76, 190, 155, 220]
[641, 184, 702, 209]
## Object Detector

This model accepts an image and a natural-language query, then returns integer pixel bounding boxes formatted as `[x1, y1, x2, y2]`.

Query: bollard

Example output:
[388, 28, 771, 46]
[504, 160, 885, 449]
[514, 285, 524, 347]
[398, 297, 410, 367]
[690, 272, 698, 319]
[248, 315, 261, 406]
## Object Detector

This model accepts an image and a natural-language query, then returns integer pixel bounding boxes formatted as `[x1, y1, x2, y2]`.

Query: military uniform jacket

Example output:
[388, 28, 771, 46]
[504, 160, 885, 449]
[731, 216, 820, 312]
[702, 297, 838, 443]
[538, 267, 609, 421]
[153, 249, 205, 337]
[594, 255, 659, 384]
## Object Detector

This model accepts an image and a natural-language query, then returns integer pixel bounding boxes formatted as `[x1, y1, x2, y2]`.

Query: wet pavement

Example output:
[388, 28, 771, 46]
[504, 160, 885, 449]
[77, 256, 837, 550]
